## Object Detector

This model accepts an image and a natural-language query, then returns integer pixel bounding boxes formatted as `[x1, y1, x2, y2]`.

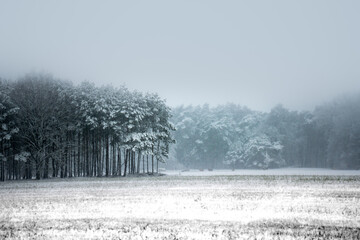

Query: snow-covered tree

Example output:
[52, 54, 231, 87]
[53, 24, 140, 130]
[226, 134, 283, 169]
[224, 112, 285, 169]
[0, 79, 19, 181]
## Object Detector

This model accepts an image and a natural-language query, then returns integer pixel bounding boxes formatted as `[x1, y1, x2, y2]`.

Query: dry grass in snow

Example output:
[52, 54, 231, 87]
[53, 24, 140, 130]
[0, 173, 360, 239]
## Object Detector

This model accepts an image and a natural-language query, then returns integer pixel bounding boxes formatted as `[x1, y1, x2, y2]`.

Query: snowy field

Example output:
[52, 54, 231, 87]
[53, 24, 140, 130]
[1, 170, 360, 239]
[166, 168, 360, 176]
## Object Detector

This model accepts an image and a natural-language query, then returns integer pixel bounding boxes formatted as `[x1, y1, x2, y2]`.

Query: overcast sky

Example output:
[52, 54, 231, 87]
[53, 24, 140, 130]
[0, 1, 359, 112]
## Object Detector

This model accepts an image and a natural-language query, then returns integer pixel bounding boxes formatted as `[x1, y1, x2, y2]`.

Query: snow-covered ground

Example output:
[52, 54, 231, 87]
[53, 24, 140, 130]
[165, 168, 360, 176]
[1, 174, 359, 239]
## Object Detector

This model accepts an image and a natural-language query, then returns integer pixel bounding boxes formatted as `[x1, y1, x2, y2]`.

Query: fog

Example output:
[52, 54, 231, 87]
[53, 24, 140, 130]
[1, 0, 359, 111]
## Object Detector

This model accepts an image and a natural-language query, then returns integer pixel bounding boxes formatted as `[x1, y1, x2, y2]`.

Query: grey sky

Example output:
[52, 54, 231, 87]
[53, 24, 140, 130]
[1, 0, 359, 112]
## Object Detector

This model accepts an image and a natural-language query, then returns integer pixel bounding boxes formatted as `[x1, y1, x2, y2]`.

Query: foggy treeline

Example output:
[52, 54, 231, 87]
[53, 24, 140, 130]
[0, 74, 175, 181]
[171, 96, 360, 170]
[1, 74, 359, 181]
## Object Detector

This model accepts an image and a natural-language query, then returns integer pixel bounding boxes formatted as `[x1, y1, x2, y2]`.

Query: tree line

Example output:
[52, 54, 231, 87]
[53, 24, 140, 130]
[0, 74, 175, 181]
[171, 95, 360, 170]
[1, 73, 359, 181]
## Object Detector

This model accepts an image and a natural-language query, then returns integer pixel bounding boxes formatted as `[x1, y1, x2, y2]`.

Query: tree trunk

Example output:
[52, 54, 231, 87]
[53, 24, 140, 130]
[97, 134, 102, 177]
[131, 151, 133, 174]
[12, 155, 15, 180]
[112, 141, 116, 176]
[77, 132, 81, 177]
[52, 156, 56, 178]
[92, 133, 96, 177]
[152, 145, 154, 174]
[35, 158, 41, 180]
[43, 156, 49, 179]
[26, 160, 32, 179]
[157, 141, 160, 174]
[0, 160, 5, 182]
[143, 155, 145, 173]
[118, 147, 122, 176]
[69, 133, 74, 178]
[130, 151, 133, 174]
[137, 151, 141, 174]
[1, 142, 5, 181]
[64, 134, 68, 178]
[105, 134, 109, 177]
[132, 151, 136, 174]
[157, 158, 159, 174]
[123, 149, 128, 177]
[72, 138, 76, 177]
[85, 130, 90, 176]
[147, 155, 149, 174]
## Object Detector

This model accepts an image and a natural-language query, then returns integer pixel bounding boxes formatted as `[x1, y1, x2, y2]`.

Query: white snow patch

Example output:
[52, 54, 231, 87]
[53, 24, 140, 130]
[166, 168, 360, 176]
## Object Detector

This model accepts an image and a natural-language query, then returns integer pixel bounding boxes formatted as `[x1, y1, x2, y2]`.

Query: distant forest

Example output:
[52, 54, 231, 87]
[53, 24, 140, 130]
[170, 96, 360, 170]
[1, 74, 360, 181]
[0, 74, 175, 181]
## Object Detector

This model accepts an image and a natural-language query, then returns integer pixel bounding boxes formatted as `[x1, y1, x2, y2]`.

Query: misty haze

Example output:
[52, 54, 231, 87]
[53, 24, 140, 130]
[1, 1, 359, 239]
